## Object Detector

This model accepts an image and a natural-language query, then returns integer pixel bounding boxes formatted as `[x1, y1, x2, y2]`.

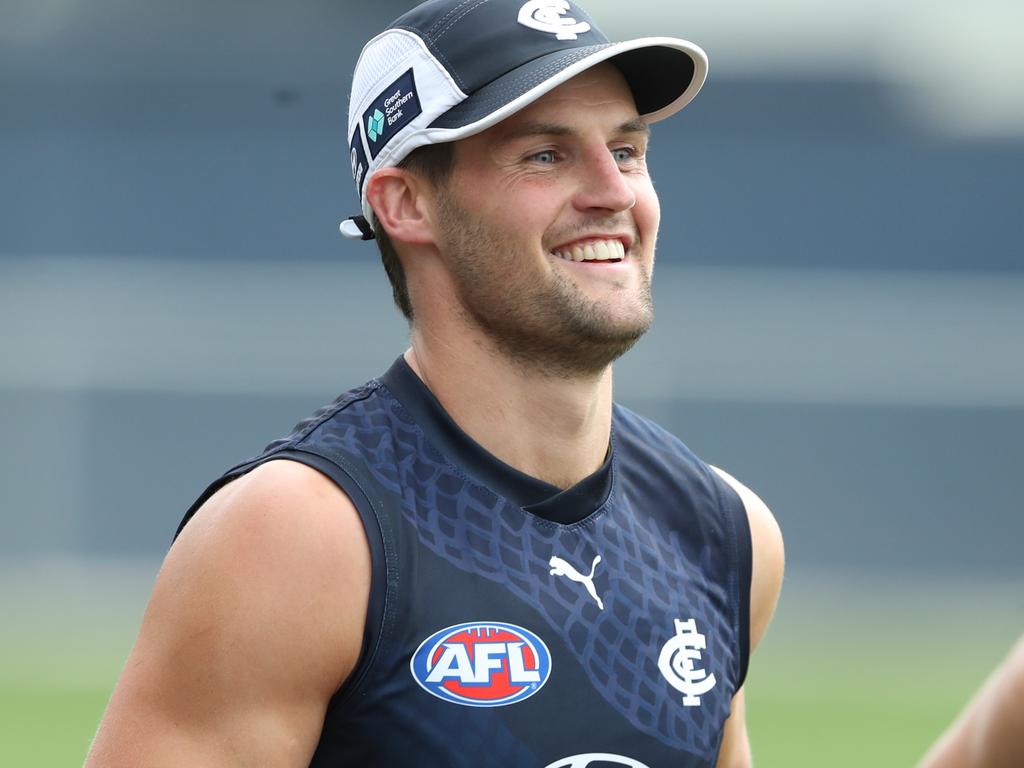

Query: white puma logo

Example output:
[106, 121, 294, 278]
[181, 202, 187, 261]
[549, 554, 604, 610]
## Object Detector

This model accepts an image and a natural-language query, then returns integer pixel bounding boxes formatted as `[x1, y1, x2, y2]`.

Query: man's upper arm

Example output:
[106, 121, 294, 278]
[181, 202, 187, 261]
[919, 635, 1024, 768]
[86, 459, 371, 768]
[711, 465, 785, 768]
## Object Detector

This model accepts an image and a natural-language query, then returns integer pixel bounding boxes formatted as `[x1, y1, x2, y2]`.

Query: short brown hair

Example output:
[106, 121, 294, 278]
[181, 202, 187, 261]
[373, 142, 455, 321]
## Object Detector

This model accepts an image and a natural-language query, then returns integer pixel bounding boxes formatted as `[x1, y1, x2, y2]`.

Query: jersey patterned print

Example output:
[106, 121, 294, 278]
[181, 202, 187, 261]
[178, 357, 752, 768]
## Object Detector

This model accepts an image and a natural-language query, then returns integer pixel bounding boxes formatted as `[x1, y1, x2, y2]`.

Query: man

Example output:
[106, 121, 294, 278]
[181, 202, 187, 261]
[920, 635, 1024, 768]
[87, 1, 783, 766]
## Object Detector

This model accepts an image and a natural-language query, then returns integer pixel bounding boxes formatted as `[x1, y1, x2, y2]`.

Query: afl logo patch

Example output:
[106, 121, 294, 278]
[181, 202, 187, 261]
[411, 621, 552, 707]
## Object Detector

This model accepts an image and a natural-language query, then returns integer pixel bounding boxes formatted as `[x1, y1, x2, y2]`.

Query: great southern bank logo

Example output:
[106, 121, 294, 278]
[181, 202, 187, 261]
[362, 68, 422, 159]
[410, 621, 552, 707]
[366, 109, 385, 142]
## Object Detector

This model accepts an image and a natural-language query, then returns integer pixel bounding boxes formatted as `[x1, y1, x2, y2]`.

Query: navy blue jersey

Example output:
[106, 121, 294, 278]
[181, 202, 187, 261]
[178, 357, 752, 767]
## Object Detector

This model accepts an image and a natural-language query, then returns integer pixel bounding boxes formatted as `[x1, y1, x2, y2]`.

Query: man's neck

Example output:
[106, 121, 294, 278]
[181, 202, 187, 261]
[405, 332, 613, 491]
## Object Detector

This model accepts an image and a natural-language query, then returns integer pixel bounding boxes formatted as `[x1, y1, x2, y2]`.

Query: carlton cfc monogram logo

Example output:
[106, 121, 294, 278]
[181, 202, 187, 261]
[349, 147, 364, 189]
[658, 618, 717, 706]
[518, 0, 591, 40]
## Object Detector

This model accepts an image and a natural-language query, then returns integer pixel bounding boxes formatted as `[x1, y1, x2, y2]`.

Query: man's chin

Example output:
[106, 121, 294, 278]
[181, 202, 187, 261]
[546, 314, 652, 376]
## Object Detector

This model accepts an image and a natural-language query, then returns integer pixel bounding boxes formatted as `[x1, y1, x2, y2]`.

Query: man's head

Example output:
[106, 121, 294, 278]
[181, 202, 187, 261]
[342, 0, 707, 371]
[343, 0, 706, 234]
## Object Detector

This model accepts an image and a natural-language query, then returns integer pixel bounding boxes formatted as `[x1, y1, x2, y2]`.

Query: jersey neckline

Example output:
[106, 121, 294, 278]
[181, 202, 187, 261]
[379, 355, 614, 525]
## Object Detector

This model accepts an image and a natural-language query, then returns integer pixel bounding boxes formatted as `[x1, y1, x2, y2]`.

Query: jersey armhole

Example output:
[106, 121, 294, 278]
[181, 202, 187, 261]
[266, 447, 392, 709]
[717, 476, 753, 692]
[173, 446, 392, 710]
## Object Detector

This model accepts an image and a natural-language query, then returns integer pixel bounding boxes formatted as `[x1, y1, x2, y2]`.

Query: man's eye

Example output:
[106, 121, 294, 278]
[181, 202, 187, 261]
[530, 150, 558, 164]
[611, 147, 636, 162]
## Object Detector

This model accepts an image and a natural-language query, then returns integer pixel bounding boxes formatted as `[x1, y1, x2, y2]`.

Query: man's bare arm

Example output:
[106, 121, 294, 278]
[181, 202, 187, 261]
[920, 635, 1024, 768]
[85, 459, 371, 767]
[712, 466, 786, 768]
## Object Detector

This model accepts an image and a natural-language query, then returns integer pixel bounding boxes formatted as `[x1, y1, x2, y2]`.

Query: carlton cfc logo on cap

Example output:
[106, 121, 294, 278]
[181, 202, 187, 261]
[517, 0, 591, 40]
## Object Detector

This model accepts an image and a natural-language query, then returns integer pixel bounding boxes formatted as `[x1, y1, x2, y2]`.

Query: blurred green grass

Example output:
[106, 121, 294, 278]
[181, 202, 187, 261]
[0, 558, 151, 767]
[745, 573, 1023, 767]
[1, 561, 1020, 767]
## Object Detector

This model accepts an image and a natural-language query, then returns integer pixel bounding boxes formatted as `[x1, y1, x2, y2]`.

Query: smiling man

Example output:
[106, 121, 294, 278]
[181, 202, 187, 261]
[87, 2, 783, 767]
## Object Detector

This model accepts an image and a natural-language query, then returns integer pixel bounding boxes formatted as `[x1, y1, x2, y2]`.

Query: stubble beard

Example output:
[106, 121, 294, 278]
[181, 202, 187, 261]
[435, 189, 654, 380]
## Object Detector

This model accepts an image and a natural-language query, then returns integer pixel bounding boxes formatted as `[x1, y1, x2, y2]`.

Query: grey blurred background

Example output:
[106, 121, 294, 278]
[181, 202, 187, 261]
[2, 1, 1022, 763]
[3, 0, 1021, 572]
[2, 1, 1023, 744]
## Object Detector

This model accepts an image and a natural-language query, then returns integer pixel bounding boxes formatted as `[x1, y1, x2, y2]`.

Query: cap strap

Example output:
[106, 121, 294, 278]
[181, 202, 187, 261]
[339, 215, 376, 241]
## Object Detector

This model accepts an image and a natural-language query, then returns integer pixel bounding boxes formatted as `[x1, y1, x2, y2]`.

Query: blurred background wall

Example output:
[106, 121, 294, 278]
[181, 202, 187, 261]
[1, 1, 1021, 765]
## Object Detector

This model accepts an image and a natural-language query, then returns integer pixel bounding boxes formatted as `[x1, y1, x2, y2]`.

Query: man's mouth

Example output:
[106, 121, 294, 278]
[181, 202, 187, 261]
[550, 239, 626, 264]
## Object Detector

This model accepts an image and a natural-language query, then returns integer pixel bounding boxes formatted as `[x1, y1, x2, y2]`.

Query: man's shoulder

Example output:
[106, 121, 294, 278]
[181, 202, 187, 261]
[203, 458, 355, 518]
[178, 459, 368, 596]
[259, 377, 389, 457]
[86, 460, 371, 766]
[612, 403, 782, 565]
[611, 401, 696, 457]
[610, 405, 741, 501]
[168, 458, 372, 681]
[176, 374, 391, 539]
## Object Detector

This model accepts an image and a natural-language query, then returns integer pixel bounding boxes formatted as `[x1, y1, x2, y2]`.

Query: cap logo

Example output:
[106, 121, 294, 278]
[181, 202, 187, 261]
[517, 0, 591, 41]
[367, 109, 385, 142]
[361, 68, 422, 160]
[349, 125, 368, 199]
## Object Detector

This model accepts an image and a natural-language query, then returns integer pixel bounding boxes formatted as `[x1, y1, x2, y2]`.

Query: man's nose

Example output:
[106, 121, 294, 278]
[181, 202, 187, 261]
[571, 148, 637, 214]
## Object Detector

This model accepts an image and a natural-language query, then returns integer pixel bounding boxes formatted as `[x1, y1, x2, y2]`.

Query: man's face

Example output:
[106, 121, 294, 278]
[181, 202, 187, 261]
[429, 63, 661, 378]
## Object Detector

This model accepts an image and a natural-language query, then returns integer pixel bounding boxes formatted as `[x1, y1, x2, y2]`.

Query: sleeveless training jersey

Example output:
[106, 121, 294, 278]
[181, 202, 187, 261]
[178, 357, 752, 767]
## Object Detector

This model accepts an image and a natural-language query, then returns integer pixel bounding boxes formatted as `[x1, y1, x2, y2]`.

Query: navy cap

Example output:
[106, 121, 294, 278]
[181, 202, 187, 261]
[341, 0, 707, 240]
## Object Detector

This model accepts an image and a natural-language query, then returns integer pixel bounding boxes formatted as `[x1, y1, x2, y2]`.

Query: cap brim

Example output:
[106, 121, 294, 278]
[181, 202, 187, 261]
[427, 37, 707, 137]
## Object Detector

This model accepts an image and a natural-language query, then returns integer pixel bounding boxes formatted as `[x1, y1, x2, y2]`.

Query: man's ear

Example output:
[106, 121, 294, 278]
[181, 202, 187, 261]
[365, 168, 437, 246]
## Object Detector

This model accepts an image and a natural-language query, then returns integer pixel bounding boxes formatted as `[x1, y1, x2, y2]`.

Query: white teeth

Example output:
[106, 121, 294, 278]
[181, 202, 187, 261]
[553, 239, 626, 262]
